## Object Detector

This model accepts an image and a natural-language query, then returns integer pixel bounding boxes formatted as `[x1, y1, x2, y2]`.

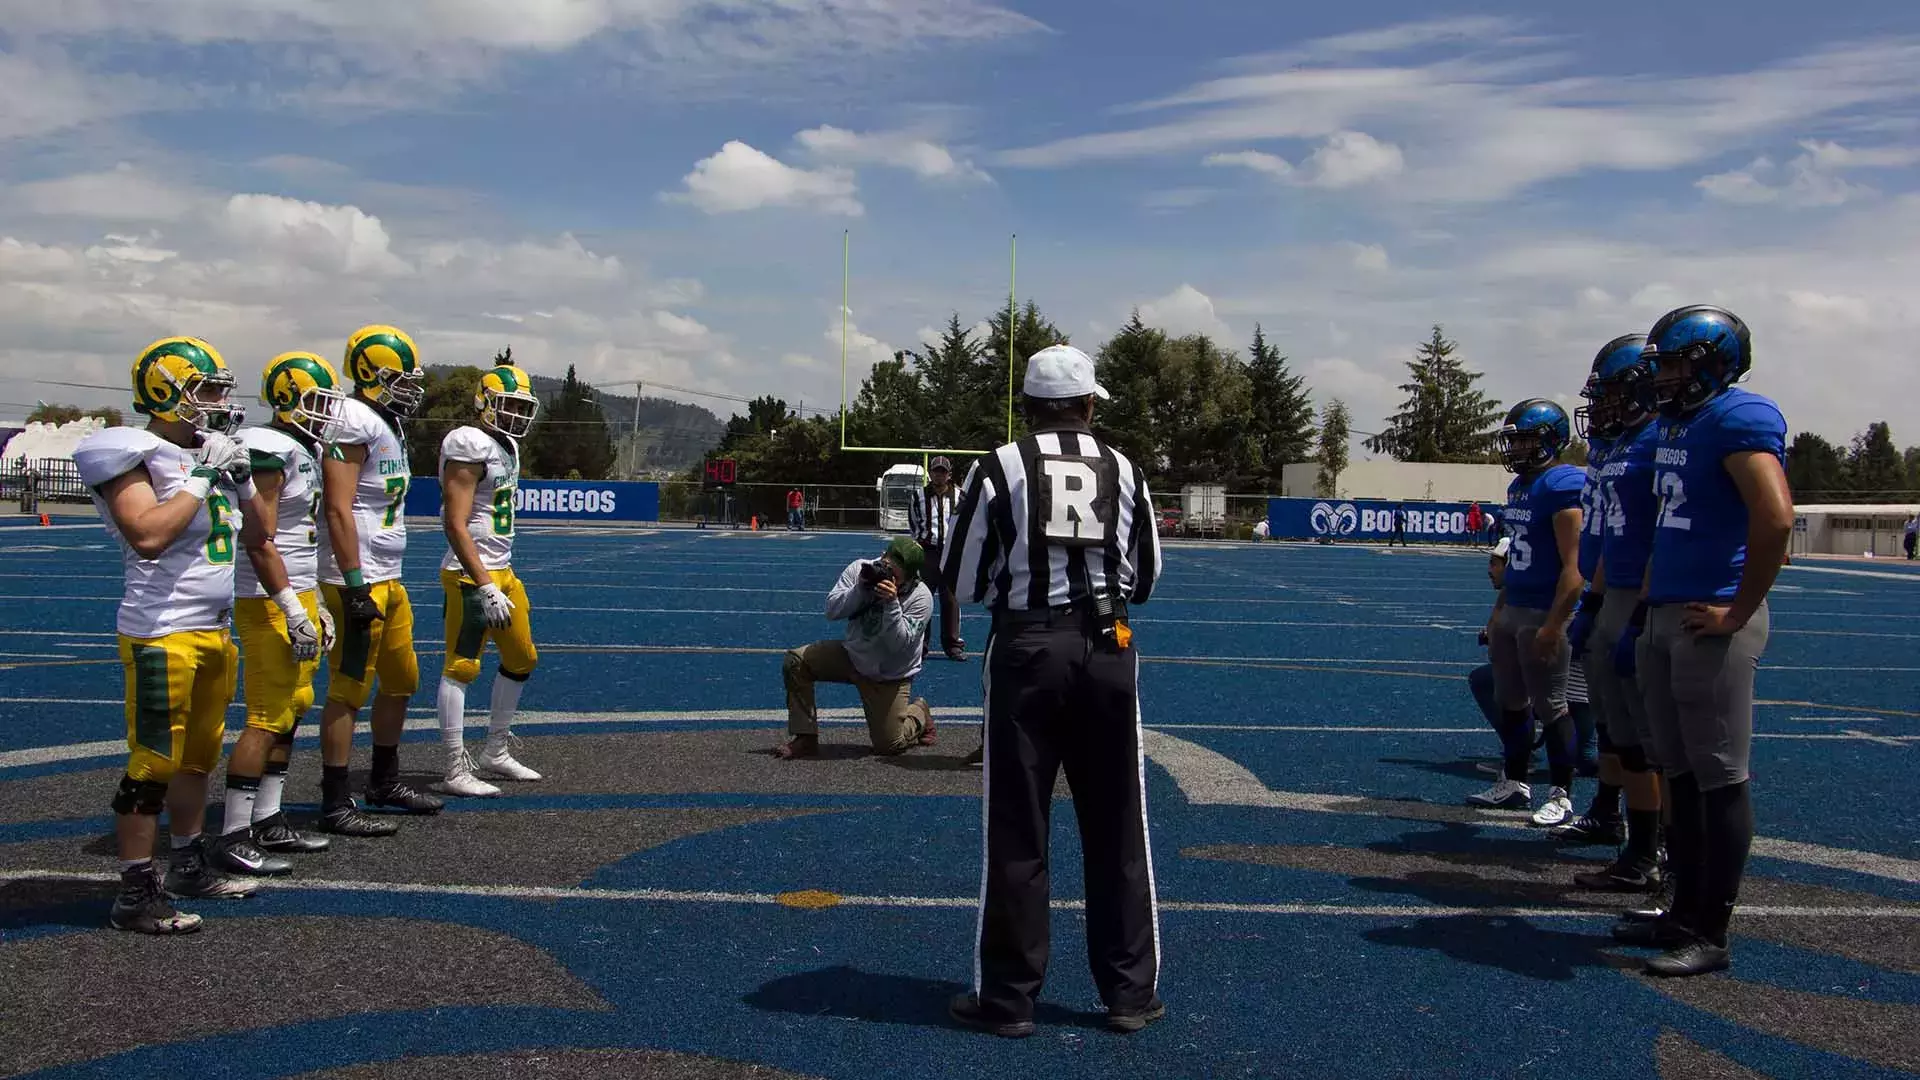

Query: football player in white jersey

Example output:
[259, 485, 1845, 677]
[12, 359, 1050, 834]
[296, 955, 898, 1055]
[315, 325, 444, 833]
[215, 352, 356, 874]
[432, 359, 544, 796]
[73, 337, 261, 933]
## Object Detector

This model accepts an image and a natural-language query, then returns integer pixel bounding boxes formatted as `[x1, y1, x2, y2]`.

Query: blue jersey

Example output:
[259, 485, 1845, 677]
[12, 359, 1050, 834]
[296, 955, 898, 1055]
[1598, 420, 1659, 591]
[1646, 388, 1788, 604]
[1502, 463, 1586, 609]
[1576, 438, 1614, 581]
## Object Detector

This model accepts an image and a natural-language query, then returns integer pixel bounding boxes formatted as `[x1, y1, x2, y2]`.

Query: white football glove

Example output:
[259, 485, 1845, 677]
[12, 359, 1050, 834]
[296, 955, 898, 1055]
[271, 588, 321, 661]
[476, 582, 515, 629]
[316, 600, 336, 654]
[195, 431, 247, 476]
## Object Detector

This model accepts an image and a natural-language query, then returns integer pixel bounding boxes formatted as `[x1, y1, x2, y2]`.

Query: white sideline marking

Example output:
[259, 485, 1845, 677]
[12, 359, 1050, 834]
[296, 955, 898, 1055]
[0, 869, 1911, 920]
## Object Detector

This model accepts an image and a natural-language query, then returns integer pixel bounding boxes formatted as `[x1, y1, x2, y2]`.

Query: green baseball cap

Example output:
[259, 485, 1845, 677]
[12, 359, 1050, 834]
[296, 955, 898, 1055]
[885, 537, 925, 582]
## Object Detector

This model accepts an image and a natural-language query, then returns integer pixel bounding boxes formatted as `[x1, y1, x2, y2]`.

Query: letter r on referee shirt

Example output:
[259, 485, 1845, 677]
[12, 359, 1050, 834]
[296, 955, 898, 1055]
[1038, 455, 1115, 546]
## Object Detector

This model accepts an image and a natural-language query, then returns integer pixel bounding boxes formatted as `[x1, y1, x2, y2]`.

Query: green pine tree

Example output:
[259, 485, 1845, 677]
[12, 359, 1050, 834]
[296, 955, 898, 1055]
[1366, 326, 1502, 462]
[1245, 323, 1315, 490]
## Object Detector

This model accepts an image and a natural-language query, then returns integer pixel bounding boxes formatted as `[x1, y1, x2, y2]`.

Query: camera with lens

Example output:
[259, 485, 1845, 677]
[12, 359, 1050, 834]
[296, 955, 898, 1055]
[858, 559, 895, 587]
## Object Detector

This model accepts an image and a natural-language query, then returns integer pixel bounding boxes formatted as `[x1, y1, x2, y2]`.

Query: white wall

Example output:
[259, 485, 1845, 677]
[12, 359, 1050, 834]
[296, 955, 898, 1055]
[1281, 461, 1512, 504]
[1, 418, 112, 465]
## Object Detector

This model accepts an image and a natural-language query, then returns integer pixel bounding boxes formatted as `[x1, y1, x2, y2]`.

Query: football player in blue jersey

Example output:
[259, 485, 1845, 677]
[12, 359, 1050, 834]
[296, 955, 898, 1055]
[1609, 305, 1792, 978]
[1561, 335, 1669, 895]
[1469, 399, 1586, 823]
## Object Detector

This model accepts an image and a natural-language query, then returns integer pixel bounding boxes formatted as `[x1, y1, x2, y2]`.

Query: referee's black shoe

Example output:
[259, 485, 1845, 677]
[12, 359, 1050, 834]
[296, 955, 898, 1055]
[948, 993, 1034, 1038]
[1107, 997, 1166, 1034]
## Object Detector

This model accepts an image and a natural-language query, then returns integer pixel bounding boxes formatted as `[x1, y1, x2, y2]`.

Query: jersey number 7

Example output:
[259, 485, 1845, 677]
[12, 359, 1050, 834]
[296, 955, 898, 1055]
[382, 476, 409, 527]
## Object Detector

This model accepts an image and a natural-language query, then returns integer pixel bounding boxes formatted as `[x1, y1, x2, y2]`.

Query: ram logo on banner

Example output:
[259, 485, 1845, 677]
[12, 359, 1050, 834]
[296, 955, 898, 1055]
[1268, 497, 1498, 542]
[404, 478, 661, 523]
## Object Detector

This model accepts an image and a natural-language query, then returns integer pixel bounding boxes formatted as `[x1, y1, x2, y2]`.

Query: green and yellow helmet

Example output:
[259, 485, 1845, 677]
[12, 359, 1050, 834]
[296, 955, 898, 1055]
[131, 336, 241, 431]
[261, 351, 347, 443]
[476, 363, 540, 439]
[343, 324, 425, 415]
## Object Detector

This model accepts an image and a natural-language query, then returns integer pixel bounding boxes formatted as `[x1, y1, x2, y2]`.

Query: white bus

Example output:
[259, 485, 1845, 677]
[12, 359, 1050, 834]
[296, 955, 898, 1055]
[876, 463, 927, 532]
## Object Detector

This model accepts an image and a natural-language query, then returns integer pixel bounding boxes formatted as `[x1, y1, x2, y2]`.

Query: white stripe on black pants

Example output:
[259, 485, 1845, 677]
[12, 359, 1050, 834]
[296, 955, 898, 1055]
[973, 614, 1159, 1021]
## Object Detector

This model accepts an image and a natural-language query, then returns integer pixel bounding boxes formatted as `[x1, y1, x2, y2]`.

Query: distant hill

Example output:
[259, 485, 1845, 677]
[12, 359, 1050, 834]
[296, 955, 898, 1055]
[428, 365, 729, 473]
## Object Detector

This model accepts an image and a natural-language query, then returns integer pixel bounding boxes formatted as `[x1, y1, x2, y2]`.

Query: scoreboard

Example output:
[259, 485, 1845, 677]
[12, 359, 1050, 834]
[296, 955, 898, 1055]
[703, 457, 737, 488]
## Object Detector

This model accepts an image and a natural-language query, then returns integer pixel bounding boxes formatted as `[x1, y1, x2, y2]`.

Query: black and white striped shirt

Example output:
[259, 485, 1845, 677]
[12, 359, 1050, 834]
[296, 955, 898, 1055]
[909, 482, 958, 548]
[942, 425, 1161, 611]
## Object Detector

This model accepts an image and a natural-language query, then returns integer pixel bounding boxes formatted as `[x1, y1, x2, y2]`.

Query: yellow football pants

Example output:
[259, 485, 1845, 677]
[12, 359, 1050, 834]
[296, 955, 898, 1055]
[321, 579, 419, 710]
[440, 567, 538, 684]
[235, 591, 321, 734]
[119, 628, 237, 783]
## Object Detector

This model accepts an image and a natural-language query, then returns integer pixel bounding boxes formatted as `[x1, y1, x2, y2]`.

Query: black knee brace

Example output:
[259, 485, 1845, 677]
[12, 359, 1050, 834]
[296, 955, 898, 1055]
[498, 665, 531, 683]
[1616, 744, 1650, 773]
[110, 775, 168, 816]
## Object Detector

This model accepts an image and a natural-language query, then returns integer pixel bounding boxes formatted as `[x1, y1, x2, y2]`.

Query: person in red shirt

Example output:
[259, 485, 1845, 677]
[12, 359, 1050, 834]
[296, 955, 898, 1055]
[1467, 501, 1485, 544]
[787, 488, 805, 531]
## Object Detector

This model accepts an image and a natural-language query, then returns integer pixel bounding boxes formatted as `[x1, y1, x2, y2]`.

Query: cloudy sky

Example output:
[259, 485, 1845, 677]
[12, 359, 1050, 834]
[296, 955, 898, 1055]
[5, 0, 1919, 453]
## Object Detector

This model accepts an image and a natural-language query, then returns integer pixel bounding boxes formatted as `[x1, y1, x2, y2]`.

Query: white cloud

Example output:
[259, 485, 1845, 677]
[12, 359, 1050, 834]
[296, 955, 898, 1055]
[795, 125, 991, 183]
[1202, 132, 1403, 190]
[220, 193, 411, 276]
[10, 163, 200, 220]
[665, 141, 862, 216]
[653, 310, 710, 337]
[1347, 243, 1390, 272]
[1697, 139, 1920, 207]
[999, 29, 1920, 203]
[1137, 284, 1233, 341]
[0, 49, 180, 141]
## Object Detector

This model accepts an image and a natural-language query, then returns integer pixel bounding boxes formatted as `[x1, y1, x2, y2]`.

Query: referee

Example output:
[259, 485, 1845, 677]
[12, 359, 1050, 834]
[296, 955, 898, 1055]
[941, 344, 1165, 1038]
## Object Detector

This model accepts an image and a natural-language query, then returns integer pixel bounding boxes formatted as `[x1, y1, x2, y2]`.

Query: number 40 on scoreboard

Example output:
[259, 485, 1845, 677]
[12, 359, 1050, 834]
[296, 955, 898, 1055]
[704, 457, 738, 488]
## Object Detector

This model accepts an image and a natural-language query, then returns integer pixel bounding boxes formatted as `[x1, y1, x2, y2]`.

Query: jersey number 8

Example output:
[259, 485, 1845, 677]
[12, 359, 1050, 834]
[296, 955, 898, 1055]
[205, 493, 235, 565]
[492, 487, 514, 536]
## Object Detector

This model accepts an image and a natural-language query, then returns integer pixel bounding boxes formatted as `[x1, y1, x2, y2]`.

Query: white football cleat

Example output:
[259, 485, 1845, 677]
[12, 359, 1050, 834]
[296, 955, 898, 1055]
[1466, 778, 1531, 809]
[477, 736, 542, 782]
[1531, 786, 1574, 827]
[433, 747, 501, 798]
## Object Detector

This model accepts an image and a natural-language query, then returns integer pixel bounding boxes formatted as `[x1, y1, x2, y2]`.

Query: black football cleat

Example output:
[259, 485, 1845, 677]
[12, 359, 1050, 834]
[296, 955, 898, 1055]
[1622, 875, 1676, 922]
[317, 799, 401, 837]
[1573, 856, 1659, 892]
[367, 781, 444, 815]
[252, 811, 331, 853]
[209, 830, 294, 877]
[164, 838, 258, 900]
[1549, 814, 1624, 846]
[110, 864, 202, 935]
[1646, 940, 1730, 978]
[948, 993, 1034, 1038]
[1107, 997, 1167, 1034]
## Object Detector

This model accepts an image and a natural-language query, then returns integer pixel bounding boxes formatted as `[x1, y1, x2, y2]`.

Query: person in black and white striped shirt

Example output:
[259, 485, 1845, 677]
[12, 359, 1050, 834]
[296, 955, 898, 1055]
[941, 344, 1165, 1040]
[908, 456, 965, 661]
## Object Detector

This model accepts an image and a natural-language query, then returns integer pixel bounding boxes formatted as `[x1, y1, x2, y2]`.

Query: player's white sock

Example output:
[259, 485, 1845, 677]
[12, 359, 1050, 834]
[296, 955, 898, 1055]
[489, 674, 526, 739]
[438, 676, 469, 752]
[253, 768, 285, 824]
[221, 778, 258, 836]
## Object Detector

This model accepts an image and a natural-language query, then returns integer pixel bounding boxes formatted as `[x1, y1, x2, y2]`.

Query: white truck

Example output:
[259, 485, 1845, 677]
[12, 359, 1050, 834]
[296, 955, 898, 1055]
[1179, 484, 1225, 537]
[876, 463, 928, 532]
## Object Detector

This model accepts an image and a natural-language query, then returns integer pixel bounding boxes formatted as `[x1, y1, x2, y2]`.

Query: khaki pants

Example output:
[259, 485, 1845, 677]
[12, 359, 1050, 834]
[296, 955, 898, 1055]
[784, 640, 929, 754]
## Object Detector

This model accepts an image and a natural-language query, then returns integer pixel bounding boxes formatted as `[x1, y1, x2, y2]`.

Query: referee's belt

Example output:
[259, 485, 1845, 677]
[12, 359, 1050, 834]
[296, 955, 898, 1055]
[992, 598, 1128, 627]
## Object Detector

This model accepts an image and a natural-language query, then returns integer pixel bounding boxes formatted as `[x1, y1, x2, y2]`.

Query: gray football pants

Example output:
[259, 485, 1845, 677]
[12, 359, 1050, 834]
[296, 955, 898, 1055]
[1489, 603, 1570, 722]
[1637, 601, 1769, 791]
[1584, 586, 1653, 750]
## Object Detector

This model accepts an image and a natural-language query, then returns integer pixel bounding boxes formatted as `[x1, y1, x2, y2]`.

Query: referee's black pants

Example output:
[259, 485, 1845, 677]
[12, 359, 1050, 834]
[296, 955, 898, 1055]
[975, 615, 1158, 1022]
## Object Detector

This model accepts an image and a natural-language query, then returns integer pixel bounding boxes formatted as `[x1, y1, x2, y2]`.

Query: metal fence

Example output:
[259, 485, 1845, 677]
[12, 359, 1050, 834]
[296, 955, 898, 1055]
[2, 458, 88, 510]
[657, 482, 882, 531]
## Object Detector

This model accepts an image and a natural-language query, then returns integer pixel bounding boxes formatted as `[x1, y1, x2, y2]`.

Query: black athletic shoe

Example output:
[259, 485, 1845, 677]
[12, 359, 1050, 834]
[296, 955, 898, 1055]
[1646, 940, 1730, 978]
[1623, 875, 1676, 922]
[947, 993, 1034, 1038]
[110, 864, 202, 935]
[210, 830, 294, 877]
[317, 799, 401, 837]
[252, 811, 331, 853]
[964, 746, 984, 768]
[1549, 814, 1624, 846]
[367, 781, 444, 815]
[1573, 857, 1659, 891]
[1107, 998, 1167, 1034]
[164, 838, 258, 900]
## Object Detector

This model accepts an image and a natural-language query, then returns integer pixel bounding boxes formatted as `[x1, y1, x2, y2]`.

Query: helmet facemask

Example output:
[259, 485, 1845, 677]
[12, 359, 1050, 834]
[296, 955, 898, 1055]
[1497, 427, 1552, 473]
[292, 383, 348, 443]
[375, 367, 427, 415]
[1643, 342, 1720, 417]
[174, 368, 241, 432]
[481, 386, 539, 439]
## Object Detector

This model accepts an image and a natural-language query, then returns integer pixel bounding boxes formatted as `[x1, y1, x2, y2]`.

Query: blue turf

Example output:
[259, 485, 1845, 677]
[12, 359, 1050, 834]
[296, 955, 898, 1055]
[4, 524, 1919, 1079]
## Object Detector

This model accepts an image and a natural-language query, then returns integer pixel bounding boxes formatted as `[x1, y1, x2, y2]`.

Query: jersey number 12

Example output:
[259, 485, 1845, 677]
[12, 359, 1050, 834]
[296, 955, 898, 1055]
[1655, 472, 1691, 531]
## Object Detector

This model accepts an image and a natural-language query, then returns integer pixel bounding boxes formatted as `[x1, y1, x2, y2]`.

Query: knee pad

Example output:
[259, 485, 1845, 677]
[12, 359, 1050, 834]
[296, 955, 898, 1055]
[783, 650, 805, 679]
[111, 775, 168, 816]
[1616, 744, 1650, 773]
[498, 665, 531, 683]
[444, 654, 483, 685]
[385, 651, 420, 699]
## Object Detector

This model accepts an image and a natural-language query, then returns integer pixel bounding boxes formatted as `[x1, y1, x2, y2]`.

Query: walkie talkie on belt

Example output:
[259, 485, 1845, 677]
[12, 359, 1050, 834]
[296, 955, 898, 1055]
[1092, 592, 1132, 650]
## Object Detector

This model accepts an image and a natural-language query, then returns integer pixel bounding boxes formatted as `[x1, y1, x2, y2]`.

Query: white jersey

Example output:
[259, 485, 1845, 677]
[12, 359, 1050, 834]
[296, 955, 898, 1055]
[317, 396, 411, 585]
[233, 425, 320, 596]
[439, 425, 519, 572]
[74, 427, 239, 638]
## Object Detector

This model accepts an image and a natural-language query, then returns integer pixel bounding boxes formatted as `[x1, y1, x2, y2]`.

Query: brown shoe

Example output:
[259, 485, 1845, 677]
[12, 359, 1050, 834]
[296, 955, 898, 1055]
[774, 735, 819, 760]
[916, 701, 938, 746]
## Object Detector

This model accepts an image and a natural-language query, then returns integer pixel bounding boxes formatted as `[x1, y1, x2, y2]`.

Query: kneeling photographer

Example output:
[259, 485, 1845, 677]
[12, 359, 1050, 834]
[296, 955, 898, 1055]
[777, 538, 937, 759]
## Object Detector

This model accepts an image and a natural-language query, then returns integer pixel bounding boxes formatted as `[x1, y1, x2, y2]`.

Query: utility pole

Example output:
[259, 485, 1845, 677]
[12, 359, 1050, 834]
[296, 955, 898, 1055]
[628, 381, 643, 478]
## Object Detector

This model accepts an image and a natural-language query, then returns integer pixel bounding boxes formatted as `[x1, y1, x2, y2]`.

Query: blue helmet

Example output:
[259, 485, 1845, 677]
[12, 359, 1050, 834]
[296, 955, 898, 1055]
[1498, 397, 1572, 473]
[1639, 305, 1751, 416]
[1575, 333, 1650, 440]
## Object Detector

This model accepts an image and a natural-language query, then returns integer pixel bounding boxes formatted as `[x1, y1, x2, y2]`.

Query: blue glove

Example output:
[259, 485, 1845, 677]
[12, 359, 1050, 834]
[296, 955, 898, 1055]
[1613, 603, 1648, 678]
[1567, 591, 1602, 658]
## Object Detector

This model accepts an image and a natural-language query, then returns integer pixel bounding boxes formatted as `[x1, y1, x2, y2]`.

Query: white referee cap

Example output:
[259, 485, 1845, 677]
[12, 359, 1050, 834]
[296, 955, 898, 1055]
[1024, 344, 1110, 401]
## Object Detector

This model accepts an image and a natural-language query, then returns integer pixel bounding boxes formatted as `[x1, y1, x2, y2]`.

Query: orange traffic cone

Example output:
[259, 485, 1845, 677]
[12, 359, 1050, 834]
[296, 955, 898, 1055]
[38, 513, 50, 526]
[751, 515, 760, 531]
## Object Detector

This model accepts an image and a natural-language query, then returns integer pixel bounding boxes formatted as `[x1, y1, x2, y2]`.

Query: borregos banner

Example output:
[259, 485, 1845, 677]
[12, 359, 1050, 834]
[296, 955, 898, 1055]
[1267, 497, 1497, 542]
[405, 478, 660, 522]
